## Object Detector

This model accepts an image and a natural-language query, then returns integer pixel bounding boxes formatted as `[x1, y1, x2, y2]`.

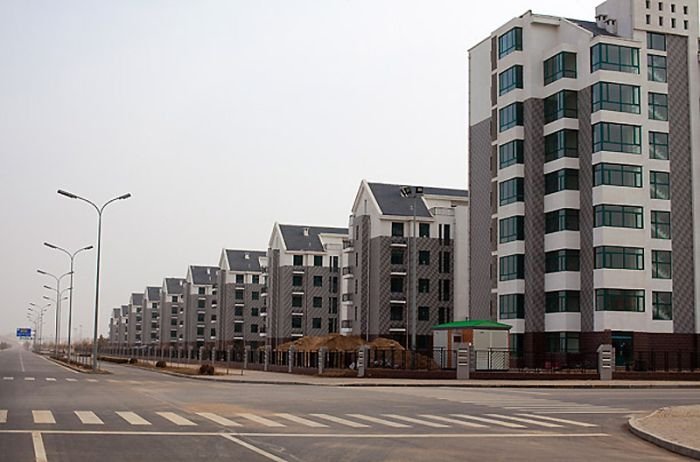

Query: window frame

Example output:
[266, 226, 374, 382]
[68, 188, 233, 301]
[594, 204, 644, 229]
[592, 122, 642, 154]
[544, 168, 579, 195]
[499, 139, 524, 168]
[594, 246, 645, 270]
[499, 294, 525, 319]
[649, 131, 669, 160]
[545, 249, 580, 273]
[652, 291, 673, 320]
[544, 90, 578, 124]
[499, 254, 525, 281]
[650, 171, 671, 199]
[593, 162, 643, 188]
[651, 250, 672, 279]
[498, 65, 524, 96]
[543, 51, 577, 85]
[498, 27, 523, 59]
[647, 54, 667, 82]
[545, 291, 581, 313]
[544, 129, 578, 162]
[499, 216, 525, 243]
[545, 209, 579, 233]
[595, 288, 645, 312]
[591, 43, 640, 74]
[647, 32, 667, 51]
[649, 92, 669, 121]
[591, 81, 641, 114]
[499, 102, 524, 132]
[651, 210, 671, 239]
[499, 177, 524, 205]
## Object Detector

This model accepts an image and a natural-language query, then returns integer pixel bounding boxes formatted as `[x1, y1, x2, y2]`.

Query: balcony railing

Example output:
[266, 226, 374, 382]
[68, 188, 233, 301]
[342, 293, 353, 302]
[343, 240, 354, 249]
[342, 266, 353, 275]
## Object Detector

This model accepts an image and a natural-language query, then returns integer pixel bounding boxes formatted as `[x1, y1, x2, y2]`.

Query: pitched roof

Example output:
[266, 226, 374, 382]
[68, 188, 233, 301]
[190, 265, 219, 285]
[367, 182, 468, 218]
[164, 278, 185, 294]
[278, 224, 348, 251]
[225, 249, 266, 272]
[432, 320, 512, 330]
[130, 293, 143, 306]
[146, 286, 160, 301]
[567, 19, 617, 37]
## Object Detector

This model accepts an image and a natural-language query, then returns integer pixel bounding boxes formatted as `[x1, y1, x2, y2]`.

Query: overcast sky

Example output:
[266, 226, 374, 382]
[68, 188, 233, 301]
[0, 0, 601, 340]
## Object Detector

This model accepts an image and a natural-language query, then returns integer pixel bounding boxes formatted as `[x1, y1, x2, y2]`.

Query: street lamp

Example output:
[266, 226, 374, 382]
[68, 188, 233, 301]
[58, 189, 131, 372]
[29, 302, 52, 349]
[399, 185, 424, 353]
[44, 242, 93, 364]
[38, 270, 72, 358]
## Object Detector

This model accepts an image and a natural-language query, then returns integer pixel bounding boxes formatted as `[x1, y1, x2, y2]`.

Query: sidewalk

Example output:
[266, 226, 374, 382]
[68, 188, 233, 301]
[629, 406, 700, 460]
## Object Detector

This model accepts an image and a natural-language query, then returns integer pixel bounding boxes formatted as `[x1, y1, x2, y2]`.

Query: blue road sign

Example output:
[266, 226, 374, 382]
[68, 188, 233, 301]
[16, 328, 32, 338]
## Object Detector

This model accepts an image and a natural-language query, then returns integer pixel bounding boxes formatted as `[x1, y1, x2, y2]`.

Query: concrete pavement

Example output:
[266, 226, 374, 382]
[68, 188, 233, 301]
[630, 405, 700, 460]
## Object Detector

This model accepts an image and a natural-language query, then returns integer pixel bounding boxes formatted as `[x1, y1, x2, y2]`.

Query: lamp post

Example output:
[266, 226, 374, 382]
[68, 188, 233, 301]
[58, 189, 131, 372]
[399, 185, 423, 353]
[29, 302, 52, 349]
[44, 242, 93, 364]
[38, 270, 72, 358]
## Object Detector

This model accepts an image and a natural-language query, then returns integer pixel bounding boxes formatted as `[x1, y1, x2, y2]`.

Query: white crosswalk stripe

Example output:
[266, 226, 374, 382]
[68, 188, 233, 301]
[515, 414, 597, 428]
[450, 414, 525, 428]
[382, 414, 449, 428]
[195, 412, 242, 427]
[418, 415, 488, 428]
[236, 413, 286, 428]
[485, 414, 562, 428]
[116, 411, 151, 426]
[46, 378, 56, 382]
[24, 377, 35, 381]
[86, 379, 98, 383]
[32, 410, 56, 424]
[0, 410, 6, 423]
[309, 413, 370, 428]
[157, 412, 197, 426]
[274, 414, 328, 428]
[2, 377, 13, 381]
[65, 378, 77, 382]
[75, 411, 104, 425]
[346, 414, 411, 428]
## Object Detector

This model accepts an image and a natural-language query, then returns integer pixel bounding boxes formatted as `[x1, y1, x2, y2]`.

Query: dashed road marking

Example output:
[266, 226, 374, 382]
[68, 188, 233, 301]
[0, 410, 6, 423]
[45, 378, 56, 382]
[66, 378, 77, 382]
[274, 414, 328, 428]
[116, 411, 151, 426]
[346, 414, 410, 428]
[309, 414, 370, 428]
[382, 414, 449, 428]
[196, 412, 242, 427]
[32, 411, 55, 425]
[485, 414, 563, 428]
[2, 377, 13, 381]
[417, 415, 488, 428]
[450, 414, 525, 429]
[237, 413, 286, 428]
[515, 414, 597, 428]
[75, 411, 104, 425]
[156, 412, 197, 426]
[25, 377, 35, 382]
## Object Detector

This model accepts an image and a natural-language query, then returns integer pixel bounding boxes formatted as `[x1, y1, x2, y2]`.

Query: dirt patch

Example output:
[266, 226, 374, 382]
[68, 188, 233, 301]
[276, 334, 405, 352]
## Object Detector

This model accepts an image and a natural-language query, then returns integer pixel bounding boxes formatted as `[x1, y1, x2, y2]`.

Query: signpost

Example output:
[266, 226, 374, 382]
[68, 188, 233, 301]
[16, 328, 32, 338]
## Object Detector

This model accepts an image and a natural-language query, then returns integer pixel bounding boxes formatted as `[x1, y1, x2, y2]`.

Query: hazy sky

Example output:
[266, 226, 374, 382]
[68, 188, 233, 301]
[0, 0, 601, 340]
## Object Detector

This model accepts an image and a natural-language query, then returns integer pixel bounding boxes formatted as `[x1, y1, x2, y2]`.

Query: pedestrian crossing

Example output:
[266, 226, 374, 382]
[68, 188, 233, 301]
[0, 376, 182, 385]
[0, 409, 598, 431]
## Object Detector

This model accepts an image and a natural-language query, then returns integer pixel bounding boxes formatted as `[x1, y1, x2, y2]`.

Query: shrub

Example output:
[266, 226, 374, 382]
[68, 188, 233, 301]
[155, 360, 166, 368]
[128, 358, 138, 364]
[198, 364, 215, 375]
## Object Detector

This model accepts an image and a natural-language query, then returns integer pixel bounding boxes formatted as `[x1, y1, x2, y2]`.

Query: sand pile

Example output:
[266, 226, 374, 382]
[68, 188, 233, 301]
[276, 334, 405, 352]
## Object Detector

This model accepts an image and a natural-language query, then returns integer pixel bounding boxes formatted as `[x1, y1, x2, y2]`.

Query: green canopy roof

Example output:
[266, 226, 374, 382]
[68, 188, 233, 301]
[431, 320, 512, 331]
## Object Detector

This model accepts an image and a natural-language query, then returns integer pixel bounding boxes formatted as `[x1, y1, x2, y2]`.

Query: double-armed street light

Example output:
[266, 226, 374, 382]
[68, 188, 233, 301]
[28, 302, 52, 348]
[38, 270, 72, 358]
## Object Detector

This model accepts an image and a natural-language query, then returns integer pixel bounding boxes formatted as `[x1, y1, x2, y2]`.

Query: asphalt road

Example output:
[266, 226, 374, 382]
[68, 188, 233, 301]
[1, 341, 699, 461]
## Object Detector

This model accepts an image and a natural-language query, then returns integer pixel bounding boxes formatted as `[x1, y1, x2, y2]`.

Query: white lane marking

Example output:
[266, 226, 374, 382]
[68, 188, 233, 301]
[537, 410, 632, 414]
[382, 414, 449, 428]
[66, 378, 77, 382]
[2, 377, 13, 381]
[0, 410, 7, 423]
[274, 414, 328, 428]
[19, 350, 25, 373]
[346, 414, 411, 428]
[220, 434, 288, 462]
[156, 412, 197, 426]
[485, 414, 563, 428]
[25, 377, 35, 381]
[107, 379, 119, 383]
[515, 414, 597, 428]
[86, 379, 98, 383]
[32, 431, 47, 462]
[450, 414, 525, 428]
[75, 411, 104, 425]
[195, 412, 242, 427]
[45, 378, 56, 382]
[309, 413, 370, 428]
[418, 415, 488, 428]
[236, 413, 286, 428]
[116, 411, 151, 426]
[32, 411, 56, 424]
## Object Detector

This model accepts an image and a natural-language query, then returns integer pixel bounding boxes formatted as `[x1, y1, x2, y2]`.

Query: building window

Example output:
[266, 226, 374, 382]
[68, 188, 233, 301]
[391, 222, 404, 237]
[499, 177, 524, 205]
[652, 250, 672, 279]
[649, 92, 668, 121]
[252, 275, 260, 284]
[292, 275, 303, 287]
[652, 292, 673, 320]
[647, 32, 667, 51]
[390, 276, 404, 293]
[593, 163, 643, 188]
[594, 204, 644, 229]
[234, 306, 243, 316]
[651, 211, 671, 239]
[418, 250, 430, 265]
[197, 299, 206, 309]
[544, 130, 578, 162]
[648, 55, 667, 82]
[499, 294, 525, 319]
[419, 223, 430, 238]
[329, 297, 338, 314]
[251, 291, 259, 300]
[498, 65, 523, 95]
[418, 306, 430, 321]
[498, 27, 522, 59]
[592, 122, 641, 154]
[546, 332, 580, 353]
[499, 216, 524, 243]
[390, 248, 404, 265]
[544, 90, 578, 123]
[596, 289, 645, 312]
[545, 169, 579, 194]
[543, 51, 577, 85]
[309, 317, 321, 329]
[499, 102, 523, 132]
[293, 255, 303, 266]
[251, 307, 259, 317]
[545, 209, 579, 233]
[650, 171, 670, 199]
[545, 249, 580, 273]
[198, 287, 206, 295]
[291, 317, 302, 329]
[210, 328, 216, 338]
[499, 139, 524, 169]
[313, 275, 323, 287]
[499, 254, 525, 281]
[418, 279, 430, 293]
[545, 291, 580, 313]
[196, 327, 204, 336]
[235, 289, 244, 300]
[591, 82, 640, 114]
[235, 274, 244, 284]
[249, 324, 258, 333]
[197, 313, 205, 322]
[439, 251, 451, 273]
[594, 246, 644, 270]
[390, 304, 404, 321]
[313, 255, 323, 267]
[439, 279, 451, 302]
[234, 323, 243, 333]
[649, 132, 669, 160]
[171, 296, 178, 303]
[292, 294, 302, 308]
[313, 296, 322, 308]
[590, 43, 640, 74]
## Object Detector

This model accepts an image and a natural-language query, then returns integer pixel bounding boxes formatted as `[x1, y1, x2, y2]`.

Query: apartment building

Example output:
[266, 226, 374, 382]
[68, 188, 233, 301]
[127, 293, 144, 346]
[183, 266, 220, 349]
[344, 181, 470, 349]
[109, 307, 120, 346]
[141, 286, 160, 346]
[218, 249, 268, 350]
[159, 277, 185, 347]
[267, 224, 348, 347]
[468, 0, 700, 363]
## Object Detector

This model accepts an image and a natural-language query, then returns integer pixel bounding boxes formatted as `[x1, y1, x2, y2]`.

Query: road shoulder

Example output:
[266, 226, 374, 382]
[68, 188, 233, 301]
[628, 405, 700, 460]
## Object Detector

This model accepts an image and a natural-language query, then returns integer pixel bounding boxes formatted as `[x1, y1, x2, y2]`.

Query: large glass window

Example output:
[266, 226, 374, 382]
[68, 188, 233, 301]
[593, 163, 642, 188]
[591, 82, 640, 114]
[390, 248, 404, 265]
[546, 332, 580, 353]
[595, 289, 645, 312]
[650, 171, 670, 199]
[499, 140, 524, 169]
[545, 249, 580, 273]
[545, 169, 579, 194]
[594, 246, 644, 270]
[390, 276, 404, 293]
[652, 291, 672, 320]
[499, 65, 523, 96]
[591, 43, 640, 73]
[499, 102, 523, 132]
[545, 129, 578, 162]
[499, 216, 524, 243]
[543, 51, 577, 85]
[651, 211, 671, 239]
[499, 177, 524, 205]
[649, 92, 668, 121]
[391, 222, 404, 237]
[648, 54, 667, 82]
[647, 32, 666, 51]
[592, 122, 641, 154]
[545, 291, 580, 313]
[544, 90, 578, 123]
[498, 27, 522, 59]
[652, 250, 672, 279]
[545, 209, 579, 233]
[649, 132, 669, 160]
[499, 294, 525, 319]
[499, 254, 524, 281]
[594, 204, 643, 228]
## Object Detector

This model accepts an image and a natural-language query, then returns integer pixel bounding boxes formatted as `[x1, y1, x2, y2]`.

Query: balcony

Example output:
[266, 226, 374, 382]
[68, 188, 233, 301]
[343, 240, 354, 250]
[390, 236, 407, 247]
[342, 266, 354, 277]
[341, 293, 353, 302]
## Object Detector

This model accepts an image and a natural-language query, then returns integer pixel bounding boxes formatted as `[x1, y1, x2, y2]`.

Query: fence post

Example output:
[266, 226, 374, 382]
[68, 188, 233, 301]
[456, 343, 471, 380]
[264, 346, 271, 372]
[244, 345, 251, 370]
[597, 344, 614, 381]
[318, 347, 327, 375]
[357, 346, 368, 378]
[288, 346, 295, 373]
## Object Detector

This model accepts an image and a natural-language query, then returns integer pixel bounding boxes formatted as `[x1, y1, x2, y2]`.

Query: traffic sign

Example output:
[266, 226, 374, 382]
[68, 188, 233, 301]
[16, 328, 32, 338]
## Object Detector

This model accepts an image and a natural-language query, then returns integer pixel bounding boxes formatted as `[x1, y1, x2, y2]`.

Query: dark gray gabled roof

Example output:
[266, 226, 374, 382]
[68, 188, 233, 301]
[278, 224, 348, 251]
[367, 182, 468, 218]
[146, 286, 160, 302]
[225, 249, 266, 272]
[190, 266, 219, 285]
[121, 305, 129, 316]
[130, 293, 143, 306]
[567, 19, 617, 37]
[164, 278, 185, 294]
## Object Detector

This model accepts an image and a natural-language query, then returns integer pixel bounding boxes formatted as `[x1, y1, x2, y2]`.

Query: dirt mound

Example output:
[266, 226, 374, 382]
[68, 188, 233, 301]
[276, 334, 405, 352]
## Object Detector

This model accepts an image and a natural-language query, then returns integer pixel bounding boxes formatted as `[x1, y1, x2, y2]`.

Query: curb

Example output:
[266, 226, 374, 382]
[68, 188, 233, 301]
[628, 411, 700, 460]
[42, 354, 110, 375]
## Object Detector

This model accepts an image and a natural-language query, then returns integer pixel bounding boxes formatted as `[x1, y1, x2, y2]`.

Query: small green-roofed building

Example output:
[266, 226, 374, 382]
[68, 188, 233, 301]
[432, 319, 512, 370]
[432, 320, 512, 331]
